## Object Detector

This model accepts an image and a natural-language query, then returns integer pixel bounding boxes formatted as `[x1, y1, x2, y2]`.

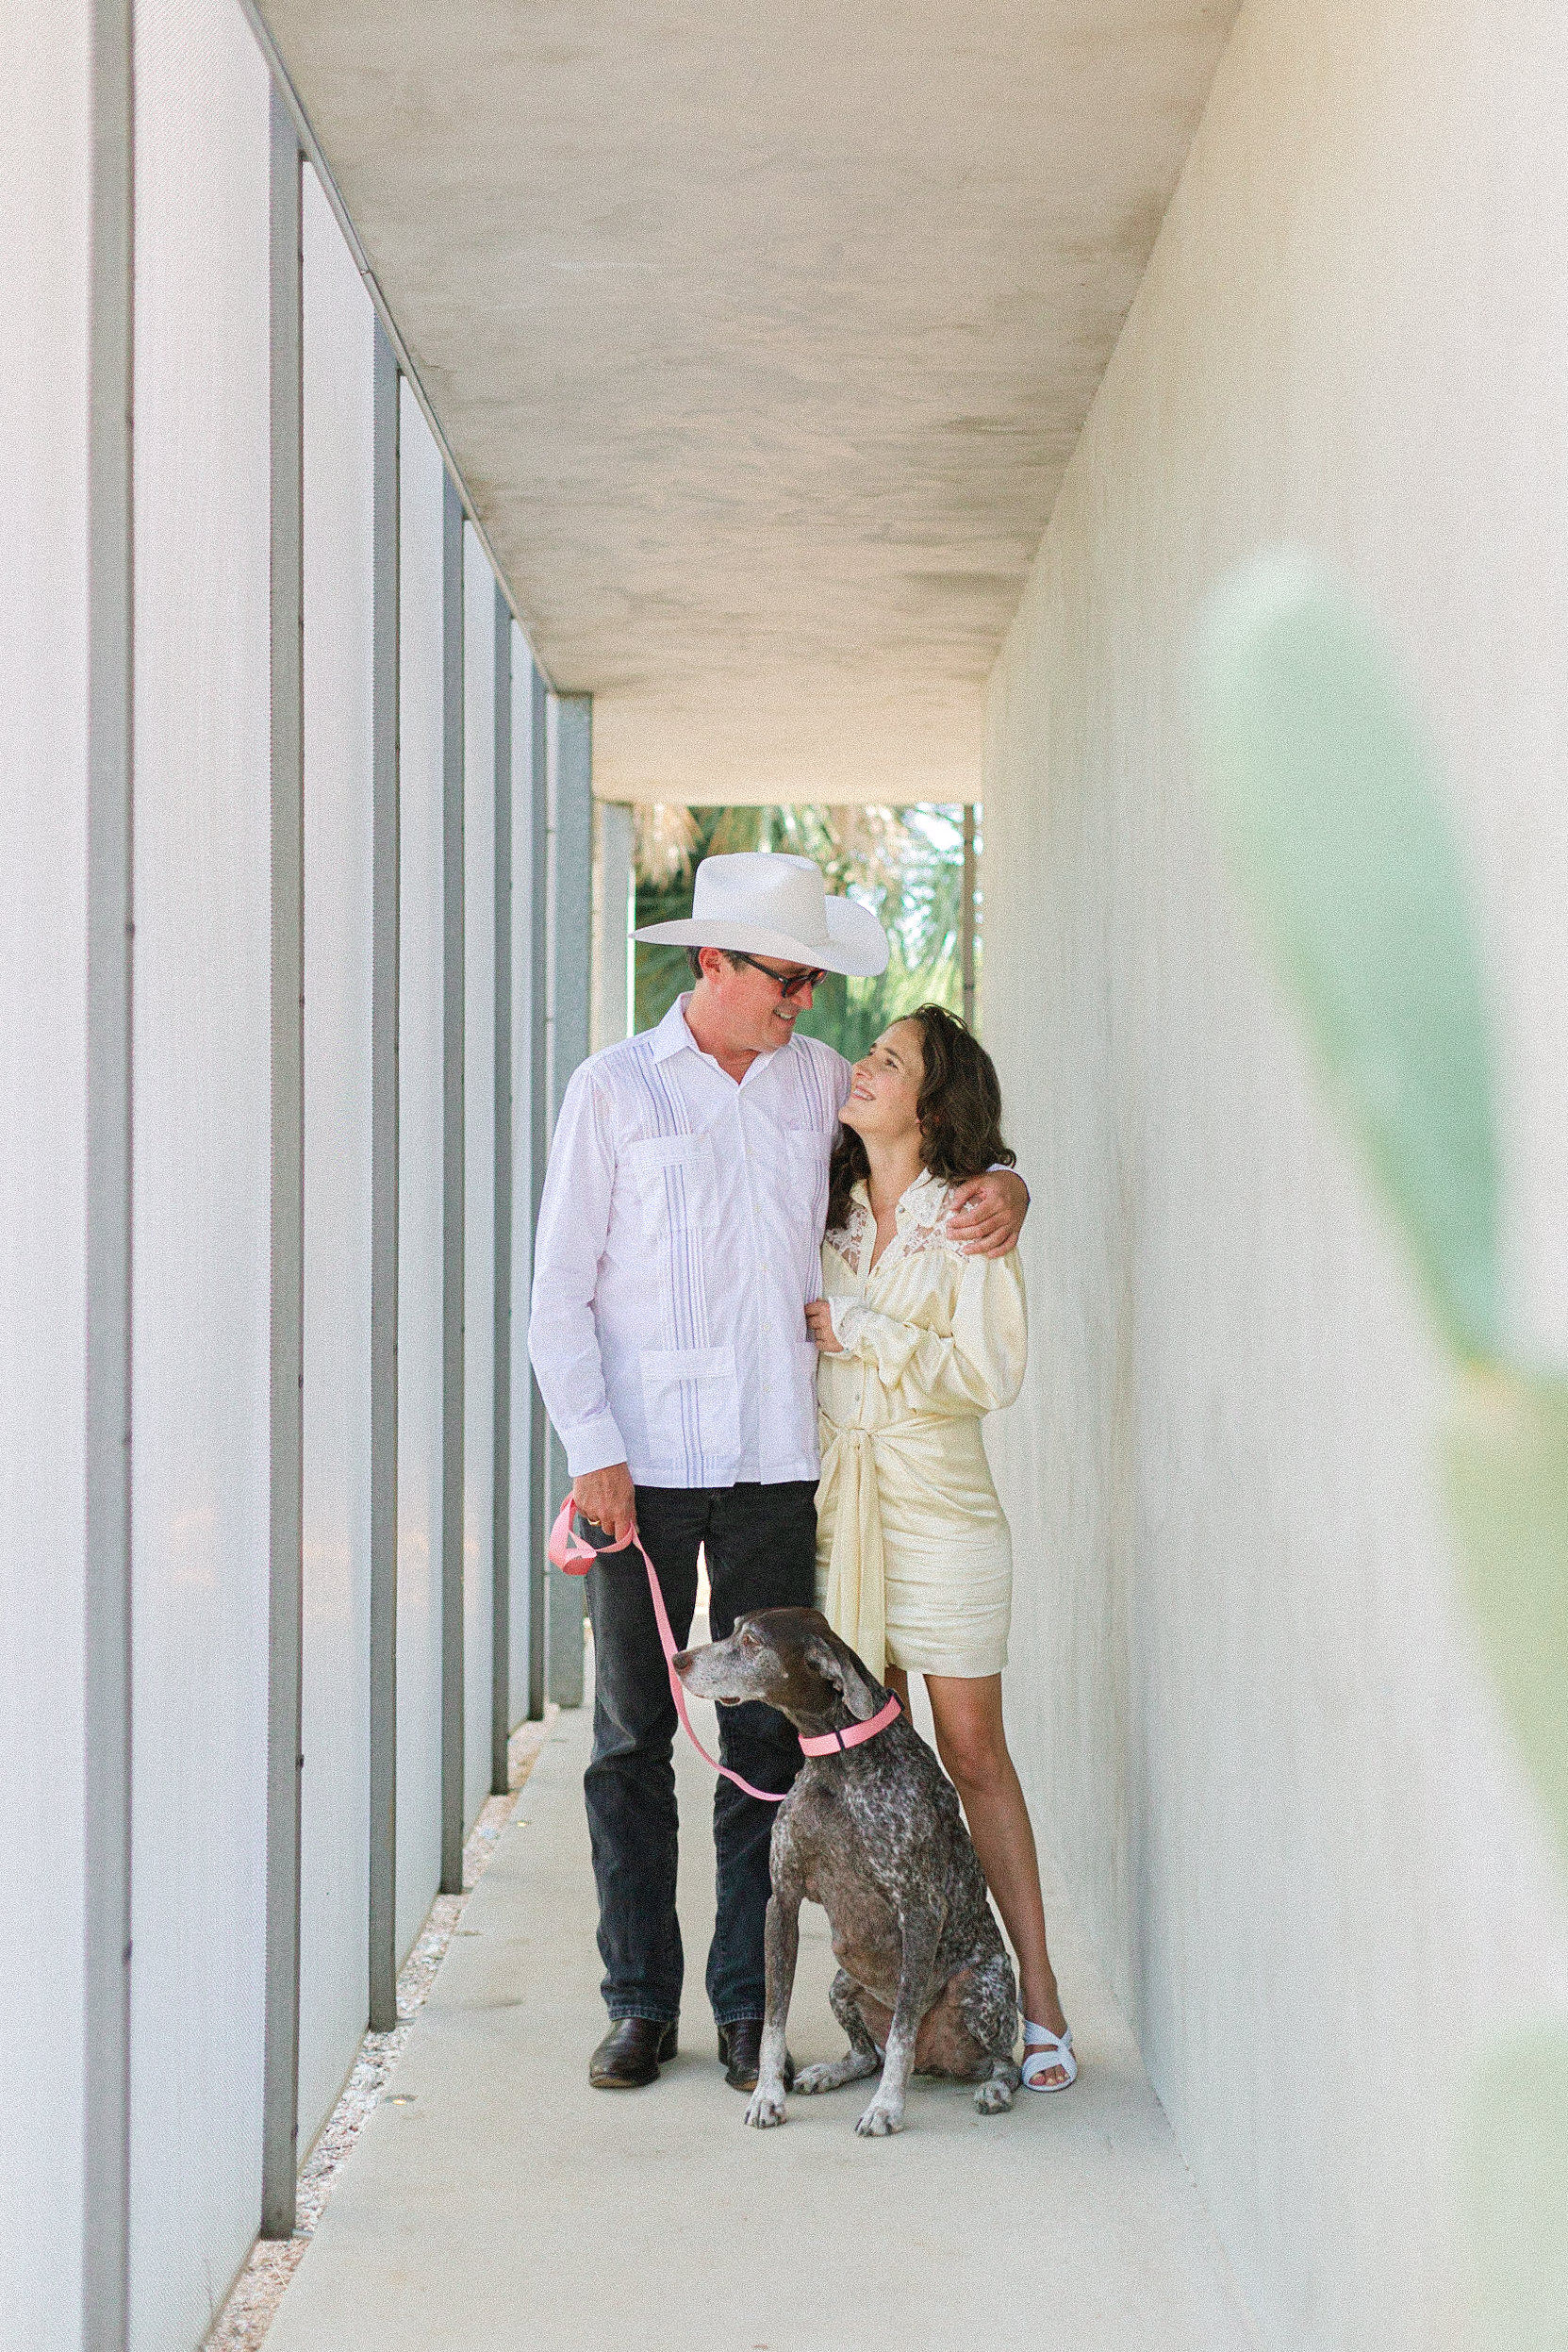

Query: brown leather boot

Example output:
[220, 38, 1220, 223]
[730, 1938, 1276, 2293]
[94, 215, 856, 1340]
[589, 2016, 679, 2089]
[717, 2019, 795, 2093]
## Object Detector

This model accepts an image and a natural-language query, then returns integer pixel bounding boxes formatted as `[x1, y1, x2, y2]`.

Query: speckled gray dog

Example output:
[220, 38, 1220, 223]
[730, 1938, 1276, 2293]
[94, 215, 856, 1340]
[673, 1607, 1019, 2136]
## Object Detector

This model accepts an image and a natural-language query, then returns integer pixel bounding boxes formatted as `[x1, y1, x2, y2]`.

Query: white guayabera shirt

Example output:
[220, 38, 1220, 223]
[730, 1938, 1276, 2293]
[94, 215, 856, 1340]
[528, 994, 850, 1489]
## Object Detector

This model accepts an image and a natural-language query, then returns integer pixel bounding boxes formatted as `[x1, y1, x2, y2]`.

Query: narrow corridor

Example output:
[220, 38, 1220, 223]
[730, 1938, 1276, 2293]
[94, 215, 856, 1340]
[265, 1677, 1257, 2352]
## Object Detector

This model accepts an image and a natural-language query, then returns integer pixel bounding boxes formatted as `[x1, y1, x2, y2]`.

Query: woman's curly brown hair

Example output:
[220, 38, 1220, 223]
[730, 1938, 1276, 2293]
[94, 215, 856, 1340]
[826, 1004, 1015, 1234]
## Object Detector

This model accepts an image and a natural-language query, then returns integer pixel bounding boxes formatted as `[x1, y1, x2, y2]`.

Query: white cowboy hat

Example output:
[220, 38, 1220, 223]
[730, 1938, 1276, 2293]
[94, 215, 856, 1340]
[634, 851, 889, 979]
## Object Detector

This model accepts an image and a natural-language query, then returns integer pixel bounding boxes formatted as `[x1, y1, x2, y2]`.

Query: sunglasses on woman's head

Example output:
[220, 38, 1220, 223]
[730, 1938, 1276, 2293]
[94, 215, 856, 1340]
[726, 951, 828, 1002]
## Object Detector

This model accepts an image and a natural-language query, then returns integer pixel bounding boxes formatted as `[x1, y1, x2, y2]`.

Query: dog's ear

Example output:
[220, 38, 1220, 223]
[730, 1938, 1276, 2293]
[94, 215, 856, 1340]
[802, 1630, 878, 1722]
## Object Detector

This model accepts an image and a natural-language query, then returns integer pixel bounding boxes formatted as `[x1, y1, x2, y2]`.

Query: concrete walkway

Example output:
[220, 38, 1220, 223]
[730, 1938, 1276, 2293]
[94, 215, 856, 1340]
[268, 1676, 1259, 2352]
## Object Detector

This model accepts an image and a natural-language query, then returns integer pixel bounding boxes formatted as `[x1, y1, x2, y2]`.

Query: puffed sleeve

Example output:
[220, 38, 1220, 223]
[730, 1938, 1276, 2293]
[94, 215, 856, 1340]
[825, 1250, 1027, 1414]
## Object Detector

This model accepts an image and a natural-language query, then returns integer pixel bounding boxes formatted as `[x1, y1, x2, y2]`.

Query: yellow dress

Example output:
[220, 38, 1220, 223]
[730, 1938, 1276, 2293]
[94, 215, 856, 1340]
[815, 1171, 1027, 1681]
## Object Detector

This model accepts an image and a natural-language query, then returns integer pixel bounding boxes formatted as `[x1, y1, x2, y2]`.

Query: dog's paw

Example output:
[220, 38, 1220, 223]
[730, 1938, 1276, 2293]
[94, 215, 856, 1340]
[974, 2078, 1015, 2114]
[792, 2062, 841, 2096]
[854, 2101, 904, 2138]
[745, 2084, 787, 2129]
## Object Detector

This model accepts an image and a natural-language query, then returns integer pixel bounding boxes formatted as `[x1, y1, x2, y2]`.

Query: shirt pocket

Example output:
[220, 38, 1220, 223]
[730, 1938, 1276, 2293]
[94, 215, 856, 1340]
[627, 1133, 715, 1242]
[774, 1123, 832, 1232]
[639, 1345, 739, 1470]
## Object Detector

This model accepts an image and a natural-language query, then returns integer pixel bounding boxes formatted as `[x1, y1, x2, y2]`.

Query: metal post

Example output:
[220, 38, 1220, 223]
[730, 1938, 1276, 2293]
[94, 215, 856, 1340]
[490, 588, 513, 1793]
[439, 475, 466, 1894]
[367, 321, 401, 2034]
[523, 661, 549, 1719]
[261, 92, 305, 2242]
[961, 803, 977, 1032]
[83, 0, 135, 2336]
[545, 693, 593, 1707]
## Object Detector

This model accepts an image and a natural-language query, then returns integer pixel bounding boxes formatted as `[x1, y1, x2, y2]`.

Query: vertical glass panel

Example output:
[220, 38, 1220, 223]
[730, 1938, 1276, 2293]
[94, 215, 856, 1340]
[129, 2, 272, 2343]
[509, 628, 539, 1721]
[463, 526, 497, 1827]
[0, 5, 91, 2343]
[395, 380, 446, 1963]
[298, 162, 375, 2149]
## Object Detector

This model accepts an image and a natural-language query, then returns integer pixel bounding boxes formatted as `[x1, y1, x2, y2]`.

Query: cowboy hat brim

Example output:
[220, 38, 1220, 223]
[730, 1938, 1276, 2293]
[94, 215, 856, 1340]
[633, 894, 889, 979]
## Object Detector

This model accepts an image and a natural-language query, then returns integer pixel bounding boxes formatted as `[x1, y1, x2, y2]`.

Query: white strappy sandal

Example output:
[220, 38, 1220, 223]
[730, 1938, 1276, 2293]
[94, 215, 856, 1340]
[1020, 2019, 1077, 2092]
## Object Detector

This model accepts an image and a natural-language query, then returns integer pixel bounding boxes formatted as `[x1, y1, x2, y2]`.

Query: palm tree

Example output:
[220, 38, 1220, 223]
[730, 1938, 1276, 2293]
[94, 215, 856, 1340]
[632, 803, 976, 1057]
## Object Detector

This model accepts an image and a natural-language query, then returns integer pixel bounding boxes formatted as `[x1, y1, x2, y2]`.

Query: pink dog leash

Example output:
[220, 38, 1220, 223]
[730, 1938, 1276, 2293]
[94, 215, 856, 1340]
[548, 1497, 900, 1800]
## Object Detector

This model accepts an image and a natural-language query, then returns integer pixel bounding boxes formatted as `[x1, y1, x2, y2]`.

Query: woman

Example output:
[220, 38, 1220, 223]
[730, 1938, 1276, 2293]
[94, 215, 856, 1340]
[804, 1005, 1074, 2092]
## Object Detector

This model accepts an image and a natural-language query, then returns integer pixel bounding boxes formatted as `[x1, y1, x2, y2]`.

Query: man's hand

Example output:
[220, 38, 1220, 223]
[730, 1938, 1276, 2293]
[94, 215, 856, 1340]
[572, 1462, 636, 1541]
[805, 1298, 844, 1354]
[946, 1169, 1030, 1258]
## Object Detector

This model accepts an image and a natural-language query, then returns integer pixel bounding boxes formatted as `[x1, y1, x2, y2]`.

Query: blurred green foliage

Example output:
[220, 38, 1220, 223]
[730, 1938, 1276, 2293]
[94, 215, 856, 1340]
[1195, 549, 1567, 2347]
[633, 803, 973, 1060]
[1196, 549, 1500, 1362]
[1461, 2022, 1568, 2352]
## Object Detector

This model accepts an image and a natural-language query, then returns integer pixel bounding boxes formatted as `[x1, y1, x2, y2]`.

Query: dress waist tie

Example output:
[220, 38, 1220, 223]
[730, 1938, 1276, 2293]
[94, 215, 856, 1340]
[818, 1415, 923, 1682]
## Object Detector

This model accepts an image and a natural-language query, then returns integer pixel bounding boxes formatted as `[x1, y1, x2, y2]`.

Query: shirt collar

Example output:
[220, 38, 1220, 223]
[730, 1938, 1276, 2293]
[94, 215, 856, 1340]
[651, 995, 698, 1062]
[652, 992, 784, 1085]
[850, 1168, 943, 1222]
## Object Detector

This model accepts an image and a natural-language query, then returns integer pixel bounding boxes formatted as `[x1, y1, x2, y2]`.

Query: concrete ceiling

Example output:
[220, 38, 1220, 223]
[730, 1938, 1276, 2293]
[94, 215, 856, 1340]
[260, 1, 1239, 803]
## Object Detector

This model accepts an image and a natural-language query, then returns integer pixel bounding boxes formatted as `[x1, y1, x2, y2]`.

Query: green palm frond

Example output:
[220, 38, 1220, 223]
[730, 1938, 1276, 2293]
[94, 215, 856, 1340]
[633, 803, 973, 1054]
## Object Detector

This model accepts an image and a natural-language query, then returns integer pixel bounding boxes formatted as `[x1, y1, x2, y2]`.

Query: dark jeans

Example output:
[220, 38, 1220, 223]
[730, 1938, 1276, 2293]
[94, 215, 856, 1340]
[584, 1480, 817, 2029]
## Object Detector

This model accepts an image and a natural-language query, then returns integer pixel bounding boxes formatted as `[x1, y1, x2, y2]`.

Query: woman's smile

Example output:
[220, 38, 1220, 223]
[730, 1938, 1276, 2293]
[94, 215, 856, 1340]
[840, 1019, 925, 1147]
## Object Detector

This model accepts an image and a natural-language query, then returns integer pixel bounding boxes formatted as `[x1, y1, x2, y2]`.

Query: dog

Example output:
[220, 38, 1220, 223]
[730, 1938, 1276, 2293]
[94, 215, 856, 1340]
[673, 1607, 1019, 2136]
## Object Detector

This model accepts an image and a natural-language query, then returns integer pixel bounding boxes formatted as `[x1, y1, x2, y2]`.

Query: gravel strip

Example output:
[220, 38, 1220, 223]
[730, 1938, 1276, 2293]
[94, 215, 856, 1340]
[202, 1708, 558, 2352]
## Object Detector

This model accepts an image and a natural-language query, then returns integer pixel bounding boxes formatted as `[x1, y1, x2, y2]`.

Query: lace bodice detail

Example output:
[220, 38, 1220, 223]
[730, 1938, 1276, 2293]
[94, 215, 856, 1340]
[824, 1194, 873, 1269]
[891, 1178, 961, 1262]
[824, 1173, 961, 1277]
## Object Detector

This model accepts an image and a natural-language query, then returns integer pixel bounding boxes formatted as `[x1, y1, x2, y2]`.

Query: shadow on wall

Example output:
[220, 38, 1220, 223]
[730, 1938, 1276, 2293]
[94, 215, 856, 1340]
[1195, 549, 1568, 2351]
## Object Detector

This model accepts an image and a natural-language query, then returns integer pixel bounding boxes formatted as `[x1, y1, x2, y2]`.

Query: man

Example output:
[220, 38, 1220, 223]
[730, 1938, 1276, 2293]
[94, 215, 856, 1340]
[528, 852, 1028, 2092]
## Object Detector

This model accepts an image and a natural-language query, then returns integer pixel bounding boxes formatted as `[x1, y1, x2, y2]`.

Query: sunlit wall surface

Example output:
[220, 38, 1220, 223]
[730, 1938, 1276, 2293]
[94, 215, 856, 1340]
[982, 2, 1568, 2345]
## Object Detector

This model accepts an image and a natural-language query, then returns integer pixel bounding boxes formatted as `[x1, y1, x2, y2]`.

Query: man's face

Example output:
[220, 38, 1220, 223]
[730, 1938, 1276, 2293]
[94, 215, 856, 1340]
[696, 949, 819, 1055]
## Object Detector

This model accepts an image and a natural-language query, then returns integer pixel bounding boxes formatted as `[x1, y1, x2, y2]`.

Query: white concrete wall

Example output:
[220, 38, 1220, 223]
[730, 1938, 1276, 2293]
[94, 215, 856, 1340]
[463, 525, 497, 1828]
[299, 163, 376, 2148]
[128, 2, 273, 2341]
[396, 381, 447, 1963]
[982, 4, 1568, 2347]
[0, 6, 91, 2344]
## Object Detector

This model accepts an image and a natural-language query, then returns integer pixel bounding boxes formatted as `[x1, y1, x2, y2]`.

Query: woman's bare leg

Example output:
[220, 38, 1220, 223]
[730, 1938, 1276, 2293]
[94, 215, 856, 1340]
[921, 1673, 1069, 2080]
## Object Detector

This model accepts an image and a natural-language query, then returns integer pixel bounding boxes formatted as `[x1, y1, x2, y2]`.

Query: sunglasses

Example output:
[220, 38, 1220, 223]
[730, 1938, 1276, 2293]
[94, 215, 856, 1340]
[726, 951, 828, 1002]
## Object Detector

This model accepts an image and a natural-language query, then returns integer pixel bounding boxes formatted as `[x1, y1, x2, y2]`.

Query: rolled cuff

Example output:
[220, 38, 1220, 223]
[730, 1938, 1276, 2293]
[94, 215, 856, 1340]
[825, 1294, 867, 1351]
[562, 1409, 630, 1479]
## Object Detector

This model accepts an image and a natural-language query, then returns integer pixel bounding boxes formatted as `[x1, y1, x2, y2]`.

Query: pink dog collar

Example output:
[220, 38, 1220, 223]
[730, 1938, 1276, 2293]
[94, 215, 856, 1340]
[548, 1495, 902, 1792]
[798, 1694, 902, 1756]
